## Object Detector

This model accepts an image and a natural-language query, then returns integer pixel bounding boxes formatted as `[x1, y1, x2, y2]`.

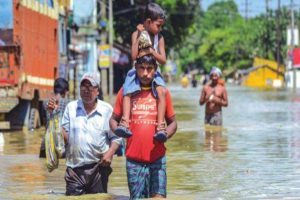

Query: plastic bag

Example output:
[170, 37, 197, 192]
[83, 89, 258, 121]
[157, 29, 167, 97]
[138, 30, 152, 50]
[45, 112, 65, 172]
[53, 113, 65, 157]
[45, 116, 58, 172]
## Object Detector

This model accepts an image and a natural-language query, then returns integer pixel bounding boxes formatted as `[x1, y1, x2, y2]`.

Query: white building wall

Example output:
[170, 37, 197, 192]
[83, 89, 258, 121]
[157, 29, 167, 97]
[286, 70, 300, 88]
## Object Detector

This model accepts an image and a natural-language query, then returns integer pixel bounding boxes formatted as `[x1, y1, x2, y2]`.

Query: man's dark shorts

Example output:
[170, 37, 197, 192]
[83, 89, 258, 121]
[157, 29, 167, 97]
[205, 111, 222, 126]
[65, 163, 112, 196]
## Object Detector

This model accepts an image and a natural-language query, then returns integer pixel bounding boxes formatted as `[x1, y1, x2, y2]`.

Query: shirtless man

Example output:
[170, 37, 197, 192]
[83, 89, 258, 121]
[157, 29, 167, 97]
[199, 67, 228, 126]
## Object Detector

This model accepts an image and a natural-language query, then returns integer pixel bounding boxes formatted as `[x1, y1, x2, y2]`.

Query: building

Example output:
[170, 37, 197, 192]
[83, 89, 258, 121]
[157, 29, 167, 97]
[286, 48, 300, 89]
[0, 0, 60, 129]
[241, 58, 284, 88]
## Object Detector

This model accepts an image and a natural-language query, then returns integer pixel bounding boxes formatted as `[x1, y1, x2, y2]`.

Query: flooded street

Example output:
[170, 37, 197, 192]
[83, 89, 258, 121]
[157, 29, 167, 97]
[1, 84, 300, 199]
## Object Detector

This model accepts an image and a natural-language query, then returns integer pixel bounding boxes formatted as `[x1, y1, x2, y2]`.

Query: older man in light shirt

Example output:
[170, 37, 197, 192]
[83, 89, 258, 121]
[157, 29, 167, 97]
[48, 72, 121, 195]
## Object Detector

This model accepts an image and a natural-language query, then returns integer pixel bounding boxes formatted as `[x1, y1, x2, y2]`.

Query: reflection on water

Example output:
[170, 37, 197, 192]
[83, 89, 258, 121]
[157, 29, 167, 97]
[1, 85, 300, 199]
[203, 125, 228, 152]
[0, 132, 4, 154]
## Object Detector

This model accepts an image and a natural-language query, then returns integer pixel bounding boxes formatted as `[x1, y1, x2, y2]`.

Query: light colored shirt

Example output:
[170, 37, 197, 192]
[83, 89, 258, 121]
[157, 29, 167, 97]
[62, 99, 121, 168]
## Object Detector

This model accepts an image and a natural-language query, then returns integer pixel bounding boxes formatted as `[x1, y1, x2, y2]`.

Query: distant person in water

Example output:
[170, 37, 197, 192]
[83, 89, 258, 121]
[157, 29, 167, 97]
[199, 67, 228, 126]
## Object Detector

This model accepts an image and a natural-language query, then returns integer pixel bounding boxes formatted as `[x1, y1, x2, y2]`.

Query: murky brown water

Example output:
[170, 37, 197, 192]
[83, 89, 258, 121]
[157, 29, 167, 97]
[1, 85, 300, 199]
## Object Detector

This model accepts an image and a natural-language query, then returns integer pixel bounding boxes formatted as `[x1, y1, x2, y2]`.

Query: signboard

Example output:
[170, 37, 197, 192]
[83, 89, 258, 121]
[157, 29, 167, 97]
[294, 48, 300, 68]
[98, 44, 111, 68]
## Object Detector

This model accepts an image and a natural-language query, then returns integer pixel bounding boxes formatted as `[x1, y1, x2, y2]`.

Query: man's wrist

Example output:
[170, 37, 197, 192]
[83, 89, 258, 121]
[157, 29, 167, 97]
[110, 142, 120, 153]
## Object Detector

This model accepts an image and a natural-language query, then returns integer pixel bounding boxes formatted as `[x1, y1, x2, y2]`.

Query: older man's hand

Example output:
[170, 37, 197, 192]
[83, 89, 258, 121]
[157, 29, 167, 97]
[100, 149, 114, 167]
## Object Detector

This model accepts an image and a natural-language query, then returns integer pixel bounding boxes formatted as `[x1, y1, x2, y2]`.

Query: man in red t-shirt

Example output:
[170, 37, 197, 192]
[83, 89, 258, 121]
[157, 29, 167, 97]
[110, 55, 177, 199]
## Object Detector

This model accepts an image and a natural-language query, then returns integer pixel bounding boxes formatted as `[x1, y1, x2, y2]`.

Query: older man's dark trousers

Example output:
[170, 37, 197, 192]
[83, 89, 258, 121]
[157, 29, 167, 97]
[65, 163, 112, 196]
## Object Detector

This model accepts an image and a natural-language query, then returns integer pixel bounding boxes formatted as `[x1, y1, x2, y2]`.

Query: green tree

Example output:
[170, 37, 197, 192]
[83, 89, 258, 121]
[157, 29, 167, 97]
[113, 0, 199, 54]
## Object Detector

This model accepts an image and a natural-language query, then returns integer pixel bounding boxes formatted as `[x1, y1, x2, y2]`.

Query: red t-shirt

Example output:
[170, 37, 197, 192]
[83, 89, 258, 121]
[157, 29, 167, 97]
[113, 88, 175, 163]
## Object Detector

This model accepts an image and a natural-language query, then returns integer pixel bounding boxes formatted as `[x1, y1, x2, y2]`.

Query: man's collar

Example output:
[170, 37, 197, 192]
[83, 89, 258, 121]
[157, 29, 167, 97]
[95, 99, 104, 116]
[141, 86, 151, 90]
[77, 99, 103, 116]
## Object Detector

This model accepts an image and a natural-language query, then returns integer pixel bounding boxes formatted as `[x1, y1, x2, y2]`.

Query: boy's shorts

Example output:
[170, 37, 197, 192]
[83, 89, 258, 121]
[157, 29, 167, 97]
[126, 156, 167, 199]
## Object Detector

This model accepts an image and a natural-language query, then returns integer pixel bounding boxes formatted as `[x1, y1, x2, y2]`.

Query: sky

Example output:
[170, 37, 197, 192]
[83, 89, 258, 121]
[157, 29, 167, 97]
[201, 0, 300, 18]
[0, 0, 13, 28]
[1, 0, 299, 29]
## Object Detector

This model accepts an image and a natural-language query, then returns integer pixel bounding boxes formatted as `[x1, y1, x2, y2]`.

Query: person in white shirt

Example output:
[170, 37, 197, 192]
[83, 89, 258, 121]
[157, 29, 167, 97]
[47, 72, 121, 195]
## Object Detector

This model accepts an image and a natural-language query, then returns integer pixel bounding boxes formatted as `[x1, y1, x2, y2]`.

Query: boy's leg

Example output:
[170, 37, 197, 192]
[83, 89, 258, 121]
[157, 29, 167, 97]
[115, 96, 133, 138]
[152, 71, 167, 142]
[115, 93, 132, 138]
[150, 156, 167, 198]
[120, 95, 131, 128]
[154, 86, 167, 143]
[114, 69, 140, 138]
[156, 86, 166, 131]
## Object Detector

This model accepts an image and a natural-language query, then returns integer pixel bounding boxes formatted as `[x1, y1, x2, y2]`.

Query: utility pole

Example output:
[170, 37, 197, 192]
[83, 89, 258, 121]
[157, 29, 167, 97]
[265, 0, 269, 58]
[276, 0, 281, 77]
[108, 0, 114, 101]
[245, 0, 248, 20]
[98, 0, 108, 97]
[291, 0, 296, 90]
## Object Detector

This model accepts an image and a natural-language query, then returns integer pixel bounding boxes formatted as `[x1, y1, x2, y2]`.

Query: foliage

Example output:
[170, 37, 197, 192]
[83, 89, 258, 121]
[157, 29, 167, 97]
[175, 1, 300, 75]
[113, 0, 198, 54]
[112, 0, 300, 75]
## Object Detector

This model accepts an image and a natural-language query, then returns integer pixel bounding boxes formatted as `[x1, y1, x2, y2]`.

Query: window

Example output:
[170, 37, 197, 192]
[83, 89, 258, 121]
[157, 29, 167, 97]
[35, 0, 45, 4]
[47, 0, 54, 8]
[0, 52, 9, 68]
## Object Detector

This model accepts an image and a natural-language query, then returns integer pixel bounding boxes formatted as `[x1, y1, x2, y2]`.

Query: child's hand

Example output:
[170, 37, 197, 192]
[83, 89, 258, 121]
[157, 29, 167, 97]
[138, 47, 152, 57]
[148, 47, 155, 54]
[136, 24, 145, 32]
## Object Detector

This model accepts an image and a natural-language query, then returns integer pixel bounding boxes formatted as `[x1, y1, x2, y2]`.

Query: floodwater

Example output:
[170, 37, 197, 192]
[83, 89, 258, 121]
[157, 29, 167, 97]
[1, 84, 300, 200]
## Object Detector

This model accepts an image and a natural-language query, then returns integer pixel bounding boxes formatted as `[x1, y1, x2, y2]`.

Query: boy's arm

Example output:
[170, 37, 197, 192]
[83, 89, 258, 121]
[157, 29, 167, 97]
[150, 36, 166, 65]
[165, 116, 177, 139]
[109, 113, 121, 132]
[131, 31, 139, 61]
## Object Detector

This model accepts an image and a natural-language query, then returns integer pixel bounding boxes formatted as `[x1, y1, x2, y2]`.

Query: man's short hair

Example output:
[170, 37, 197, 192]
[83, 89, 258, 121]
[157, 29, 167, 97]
[54, 78, 69, 94]
[136, 55, 158, 69]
